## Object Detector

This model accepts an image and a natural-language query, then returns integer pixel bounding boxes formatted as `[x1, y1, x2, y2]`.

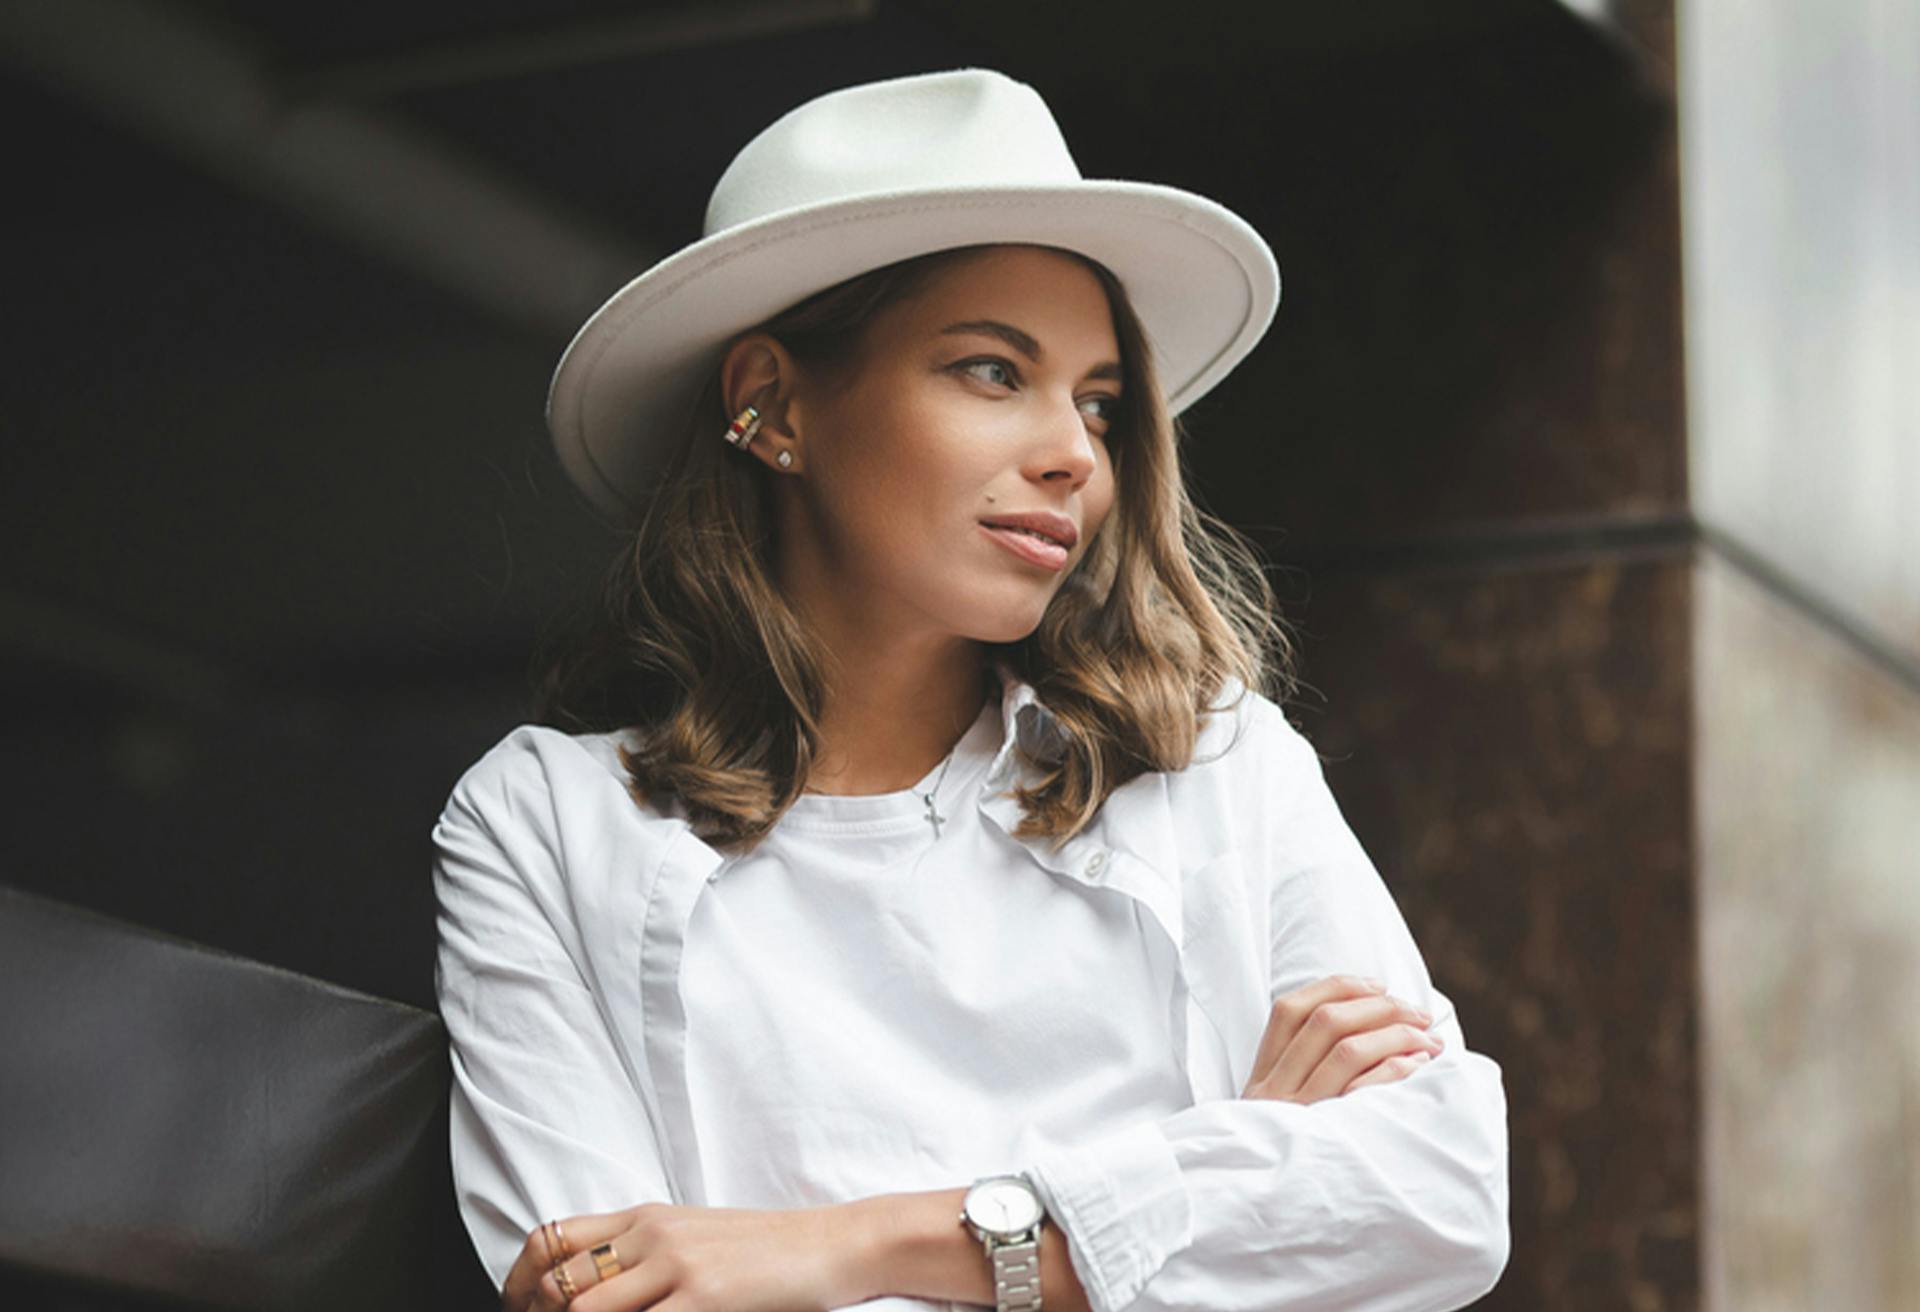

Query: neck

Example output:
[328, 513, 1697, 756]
[803, 633, 993, 797]
[772, 497, 1000, 796]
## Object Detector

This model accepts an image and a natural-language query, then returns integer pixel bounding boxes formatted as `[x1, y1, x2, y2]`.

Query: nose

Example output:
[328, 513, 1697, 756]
[1023, 391, 1099, 489]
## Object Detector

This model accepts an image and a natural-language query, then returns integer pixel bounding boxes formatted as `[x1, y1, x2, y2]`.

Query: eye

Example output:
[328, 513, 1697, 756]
[953, 357, 1120, 435]
[955, 357, 1020, 388]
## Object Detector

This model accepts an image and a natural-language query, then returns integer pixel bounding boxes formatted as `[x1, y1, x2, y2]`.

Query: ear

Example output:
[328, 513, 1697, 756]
[720, 332, 806, 475]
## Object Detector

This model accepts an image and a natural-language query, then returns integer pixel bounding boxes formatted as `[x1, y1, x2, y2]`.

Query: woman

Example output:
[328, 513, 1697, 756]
[434, 69, 1509, 1312]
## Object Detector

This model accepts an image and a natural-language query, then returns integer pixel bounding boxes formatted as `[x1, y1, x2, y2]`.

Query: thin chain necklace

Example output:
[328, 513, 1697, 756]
[800, 741, 962, 831]
[914, 746, 960, 838]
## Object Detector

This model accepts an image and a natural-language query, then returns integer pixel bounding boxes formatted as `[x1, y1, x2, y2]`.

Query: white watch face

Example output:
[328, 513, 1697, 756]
[966, 1176, 1042, 1234]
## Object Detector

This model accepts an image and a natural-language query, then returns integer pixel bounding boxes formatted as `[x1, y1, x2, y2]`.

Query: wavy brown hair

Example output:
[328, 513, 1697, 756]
[533, 242, 1295, 851]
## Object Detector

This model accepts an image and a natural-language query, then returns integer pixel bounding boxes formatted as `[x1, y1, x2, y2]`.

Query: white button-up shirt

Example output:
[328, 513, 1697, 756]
[433, 666, 1510, 1312]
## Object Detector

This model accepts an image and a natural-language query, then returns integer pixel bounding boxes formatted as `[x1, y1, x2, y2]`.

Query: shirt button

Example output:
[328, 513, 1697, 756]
[1084, 849, 1110, 876]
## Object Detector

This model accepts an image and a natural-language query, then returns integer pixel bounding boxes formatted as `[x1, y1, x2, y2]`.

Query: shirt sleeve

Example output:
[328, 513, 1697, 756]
[1021, 696, 1512, 1312]
[433, 731, 676, 1291]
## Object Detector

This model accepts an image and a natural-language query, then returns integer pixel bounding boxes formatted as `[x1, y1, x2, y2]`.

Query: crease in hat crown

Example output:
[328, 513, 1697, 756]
[703, 68, 1082, 236]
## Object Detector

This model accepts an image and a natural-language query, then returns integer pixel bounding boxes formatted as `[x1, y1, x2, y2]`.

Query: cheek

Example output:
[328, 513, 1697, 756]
[809, 447, 968, 572]
[830, 414, 982, 531]
[813, 473, 921, 563]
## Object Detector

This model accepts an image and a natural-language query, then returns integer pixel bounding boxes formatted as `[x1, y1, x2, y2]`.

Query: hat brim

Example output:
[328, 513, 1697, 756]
[546, 180, 1281, 524]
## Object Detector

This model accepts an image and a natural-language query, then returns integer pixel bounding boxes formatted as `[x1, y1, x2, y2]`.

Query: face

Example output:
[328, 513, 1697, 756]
[769, 244, 1122, 645]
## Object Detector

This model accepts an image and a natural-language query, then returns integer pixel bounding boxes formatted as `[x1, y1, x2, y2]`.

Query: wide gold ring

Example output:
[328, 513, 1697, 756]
[591, 1241, 623, 1282]
[554, 1261, 581, 1302]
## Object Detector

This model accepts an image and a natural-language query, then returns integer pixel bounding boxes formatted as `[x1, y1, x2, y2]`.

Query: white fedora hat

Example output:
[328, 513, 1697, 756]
[546, 66, 1281, 524]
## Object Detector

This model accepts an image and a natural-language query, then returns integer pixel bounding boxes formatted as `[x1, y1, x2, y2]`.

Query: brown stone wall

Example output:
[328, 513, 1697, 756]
[1163, 9, 1701, 1307]
[1300, 557, 1697, 1310]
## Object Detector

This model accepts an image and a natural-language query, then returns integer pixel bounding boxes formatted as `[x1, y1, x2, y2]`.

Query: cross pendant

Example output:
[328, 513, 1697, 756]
[923, 793, 946, 838]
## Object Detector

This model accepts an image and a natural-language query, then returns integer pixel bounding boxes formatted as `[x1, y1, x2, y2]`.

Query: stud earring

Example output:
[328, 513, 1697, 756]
[776, 449, 793, 469]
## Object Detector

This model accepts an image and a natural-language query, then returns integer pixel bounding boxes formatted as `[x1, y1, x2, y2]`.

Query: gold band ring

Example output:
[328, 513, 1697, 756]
[554, 1261, 581, 1303]
[591, 1241, 623, 1282]
[546, 1218, 572, 1264]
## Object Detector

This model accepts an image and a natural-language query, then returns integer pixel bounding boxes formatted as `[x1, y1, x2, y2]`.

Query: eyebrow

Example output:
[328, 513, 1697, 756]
[939, 319, 1124, 382]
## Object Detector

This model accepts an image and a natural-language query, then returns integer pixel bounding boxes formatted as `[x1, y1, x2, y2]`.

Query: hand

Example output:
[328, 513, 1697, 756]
[1241, 974, 1444, 1104]
[502, 1201, 870, 1312]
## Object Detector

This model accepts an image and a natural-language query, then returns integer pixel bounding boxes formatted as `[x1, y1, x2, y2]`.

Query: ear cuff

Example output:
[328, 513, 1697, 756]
[723, 404, 762, 448]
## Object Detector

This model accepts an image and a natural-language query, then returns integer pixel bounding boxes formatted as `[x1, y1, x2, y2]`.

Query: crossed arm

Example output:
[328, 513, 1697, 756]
[477, 972, 1450, 1312]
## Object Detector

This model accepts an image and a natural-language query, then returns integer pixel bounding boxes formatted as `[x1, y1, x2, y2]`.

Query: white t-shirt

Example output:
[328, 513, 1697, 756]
[679, 691, 1194, 1216]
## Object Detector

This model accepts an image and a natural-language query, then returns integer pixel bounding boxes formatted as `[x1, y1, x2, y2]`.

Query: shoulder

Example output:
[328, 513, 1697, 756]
[433, 723, 700, 941]
[1141, 675, 1330, 847]
[1188, 673, 1322, 785]
[441, 722, 627, 807]
[437, 722, 673, 840]
[1092, 674, 1326, 863]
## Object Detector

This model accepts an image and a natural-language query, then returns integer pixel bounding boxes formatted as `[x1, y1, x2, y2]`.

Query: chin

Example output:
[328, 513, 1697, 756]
[967, 606, 1051, 645]
[941, 579, 1060, 645]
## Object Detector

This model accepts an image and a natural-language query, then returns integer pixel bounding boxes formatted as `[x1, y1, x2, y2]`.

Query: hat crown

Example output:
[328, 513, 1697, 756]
[704, 68, 1083, 237]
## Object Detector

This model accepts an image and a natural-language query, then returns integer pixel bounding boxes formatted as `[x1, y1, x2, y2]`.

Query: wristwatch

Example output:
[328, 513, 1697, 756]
[959, 1172, 1046, 1312]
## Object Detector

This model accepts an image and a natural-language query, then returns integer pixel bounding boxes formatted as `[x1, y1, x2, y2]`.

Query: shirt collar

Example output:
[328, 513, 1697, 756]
[977, 659, 1184, 955]
[986, 657, 1065, 787]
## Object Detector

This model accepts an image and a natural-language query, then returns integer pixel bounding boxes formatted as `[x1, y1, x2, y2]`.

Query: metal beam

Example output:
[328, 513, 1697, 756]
[283, 0, 879, 102]
[0, 0, 650, 335]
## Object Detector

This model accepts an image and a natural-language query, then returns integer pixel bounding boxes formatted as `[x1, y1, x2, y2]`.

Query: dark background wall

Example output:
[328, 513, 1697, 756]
[3, 3, 1704, 1308]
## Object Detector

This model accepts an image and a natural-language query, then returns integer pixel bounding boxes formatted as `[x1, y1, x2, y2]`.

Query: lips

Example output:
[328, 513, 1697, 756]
[979, 509, 1079, 573]
[977, 510, 1079, 550]
[981, 523, 1069, 571]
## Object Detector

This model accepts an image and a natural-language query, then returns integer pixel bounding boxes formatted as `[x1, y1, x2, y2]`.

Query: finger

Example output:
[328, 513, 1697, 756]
[504, 1210, 635, 1312]
[1342, 1048, 1434, 1095]
[506, 1231, 559, 1312]
[507, 1222, 575, 1312]
[505, 1221, 579, 1311]
[1298, 1022, 1442, 1103]
[532, 1256, 586, 1312]
[544, 1234, 644, 1310]
[510, 1214, 622, 1306]
[570, 1251, 678, 1312]
[1247, 975, 1387, 1090]
[1260, 992, 1435, 1100]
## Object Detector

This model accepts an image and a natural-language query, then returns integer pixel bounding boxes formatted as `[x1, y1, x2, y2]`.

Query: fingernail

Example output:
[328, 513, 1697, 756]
[1413, 1007, 1434, 1024]
[1363, 976, 1387, 991]
[1409, 1050, 1432, 1063]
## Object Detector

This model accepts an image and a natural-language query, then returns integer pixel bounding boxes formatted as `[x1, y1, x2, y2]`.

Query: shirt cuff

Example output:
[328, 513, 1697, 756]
[1025, 1118, 1192, 1312]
